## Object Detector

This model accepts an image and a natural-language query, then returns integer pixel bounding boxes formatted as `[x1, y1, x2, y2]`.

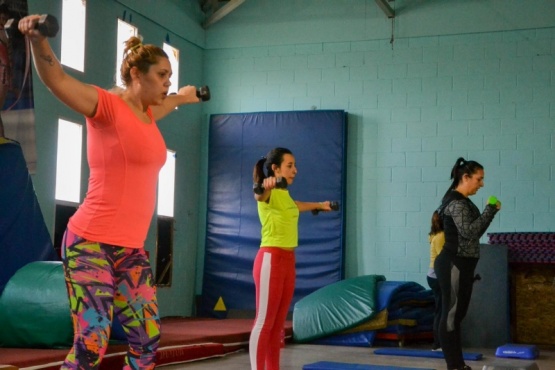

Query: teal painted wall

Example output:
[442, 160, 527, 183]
[23, 0, 555, 316]
[200, 0, 555, 288]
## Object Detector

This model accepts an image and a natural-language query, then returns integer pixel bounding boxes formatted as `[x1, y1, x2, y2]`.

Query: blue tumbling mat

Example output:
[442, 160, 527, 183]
[374, 348, 483, 360]
[303, 362, 434, 370]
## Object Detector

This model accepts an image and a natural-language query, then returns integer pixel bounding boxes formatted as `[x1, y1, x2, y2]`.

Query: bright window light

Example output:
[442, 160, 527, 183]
[55, 119, 83, 203]
[163, 43, 179, 94]
[157, 150, 176, 217]
[60, 0, 86, 71]
[115, 19, 138, 87]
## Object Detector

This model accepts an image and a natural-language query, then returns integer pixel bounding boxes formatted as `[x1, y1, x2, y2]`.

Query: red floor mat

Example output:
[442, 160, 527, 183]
[0, 318, 293, 369]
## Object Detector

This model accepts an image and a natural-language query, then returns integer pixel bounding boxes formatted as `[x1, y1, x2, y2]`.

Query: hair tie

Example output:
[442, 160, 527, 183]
[128, 43, 142, 54]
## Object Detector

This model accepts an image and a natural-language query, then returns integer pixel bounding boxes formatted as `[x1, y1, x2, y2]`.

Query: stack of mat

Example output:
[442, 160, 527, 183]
[373, 281, 434, 346]
[293, 276, 434, 347]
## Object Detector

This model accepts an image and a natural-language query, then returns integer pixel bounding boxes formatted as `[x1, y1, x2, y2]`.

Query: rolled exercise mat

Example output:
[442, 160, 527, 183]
[0, 261, 73, 348]
[0, 261, 127, 348]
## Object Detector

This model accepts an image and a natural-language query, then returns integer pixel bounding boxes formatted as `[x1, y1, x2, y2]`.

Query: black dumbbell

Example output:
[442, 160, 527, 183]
[169, 85, 210, 101]
[4, 14, 59, 38]
[253, 177, 287, 195]
[312, 201, 340, 215]
[196, 85, 210, 101]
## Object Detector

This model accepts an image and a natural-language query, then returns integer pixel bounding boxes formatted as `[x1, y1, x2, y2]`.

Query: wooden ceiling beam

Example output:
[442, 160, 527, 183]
[375, 0, 395, 18]
[203, 0, 246, 29]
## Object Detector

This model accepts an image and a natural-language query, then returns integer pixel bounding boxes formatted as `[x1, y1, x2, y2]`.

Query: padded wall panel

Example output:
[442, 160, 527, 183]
[0, 140, 57, 295]
[200, 111, 347, 317]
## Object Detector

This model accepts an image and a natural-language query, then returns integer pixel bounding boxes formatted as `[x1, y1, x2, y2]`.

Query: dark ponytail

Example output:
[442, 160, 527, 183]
[429, 210, 443, 236]
[252, 147, 293, 186]
[443, 157, 483, 198]
[253, 157, 266, 185]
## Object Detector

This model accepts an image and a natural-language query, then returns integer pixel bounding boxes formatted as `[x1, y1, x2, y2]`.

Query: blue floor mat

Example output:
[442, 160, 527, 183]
[374, 348, 483, 360]
[303, 362, 435, 370]
[303, 361, 435, 370]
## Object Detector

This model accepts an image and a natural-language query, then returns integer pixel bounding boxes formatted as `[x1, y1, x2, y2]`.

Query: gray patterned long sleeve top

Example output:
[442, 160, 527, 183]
[439, 190, 498, 258]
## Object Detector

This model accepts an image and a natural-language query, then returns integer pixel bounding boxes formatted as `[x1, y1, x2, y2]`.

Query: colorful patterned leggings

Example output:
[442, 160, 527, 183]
[61, 229, 160, 370]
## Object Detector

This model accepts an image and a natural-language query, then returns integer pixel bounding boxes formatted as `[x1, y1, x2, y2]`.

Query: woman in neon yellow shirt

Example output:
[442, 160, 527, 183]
[249, 147, 332, 370]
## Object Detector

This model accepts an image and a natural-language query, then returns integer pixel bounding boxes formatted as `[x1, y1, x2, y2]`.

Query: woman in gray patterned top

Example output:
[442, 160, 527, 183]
[434, 157, 501, 370]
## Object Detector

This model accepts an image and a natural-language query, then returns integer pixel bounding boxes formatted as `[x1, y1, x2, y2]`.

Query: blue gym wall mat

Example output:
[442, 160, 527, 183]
[200, 110, 347, 317]
[0, 140, 58, 295]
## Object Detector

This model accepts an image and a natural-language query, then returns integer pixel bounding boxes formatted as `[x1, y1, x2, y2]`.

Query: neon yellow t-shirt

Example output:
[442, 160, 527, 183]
[258, 189, 299, 248]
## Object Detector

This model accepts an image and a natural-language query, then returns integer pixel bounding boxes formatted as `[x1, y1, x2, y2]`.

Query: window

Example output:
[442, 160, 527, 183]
[54, 119, 83, 257]
[158, 150, 176, 217]
[156, 150, 176, 286]
[55, 119, 82, 203]
[60, 0, 86, 71]
[155, 217, 174, 286]
[53, 203, 78, 258]
[115, 19, 138, 87]
[163, 43, 179, 94]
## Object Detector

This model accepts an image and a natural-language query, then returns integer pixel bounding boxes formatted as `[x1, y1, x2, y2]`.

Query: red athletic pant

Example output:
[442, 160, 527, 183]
[249, 247, 296, 370]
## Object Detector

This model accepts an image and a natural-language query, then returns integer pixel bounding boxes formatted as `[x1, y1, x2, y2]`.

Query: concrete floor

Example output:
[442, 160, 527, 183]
[158, 343, 555, 369]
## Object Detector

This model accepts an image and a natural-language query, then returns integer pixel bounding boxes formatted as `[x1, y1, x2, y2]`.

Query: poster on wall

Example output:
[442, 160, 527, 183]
[0, 0, 36, 173]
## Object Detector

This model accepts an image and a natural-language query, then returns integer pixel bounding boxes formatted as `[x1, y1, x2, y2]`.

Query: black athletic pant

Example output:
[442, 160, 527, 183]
[427, 275, 442, 350]
[434, 251, 478, 370]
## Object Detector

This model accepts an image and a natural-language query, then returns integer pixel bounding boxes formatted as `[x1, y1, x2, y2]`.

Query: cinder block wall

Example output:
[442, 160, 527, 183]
[201, 18, 555, 285]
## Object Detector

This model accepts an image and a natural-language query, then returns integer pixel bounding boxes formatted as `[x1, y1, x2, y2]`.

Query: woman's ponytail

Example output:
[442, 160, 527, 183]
[253, 157, 267, 185]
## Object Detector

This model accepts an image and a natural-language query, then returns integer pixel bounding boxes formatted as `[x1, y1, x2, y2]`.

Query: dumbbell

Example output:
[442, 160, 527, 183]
[170, 85, 210, 102]
[488, 196, 500, 206]
[196, 85, 210, 101]
[312, 201, 340, 215]
[253, 177, 287, 195]
[4, 14, 59, 38]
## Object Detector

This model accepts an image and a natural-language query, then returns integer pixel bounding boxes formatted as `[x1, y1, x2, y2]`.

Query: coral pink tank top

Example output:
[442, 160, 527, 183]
[68, 86, 167, 248]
